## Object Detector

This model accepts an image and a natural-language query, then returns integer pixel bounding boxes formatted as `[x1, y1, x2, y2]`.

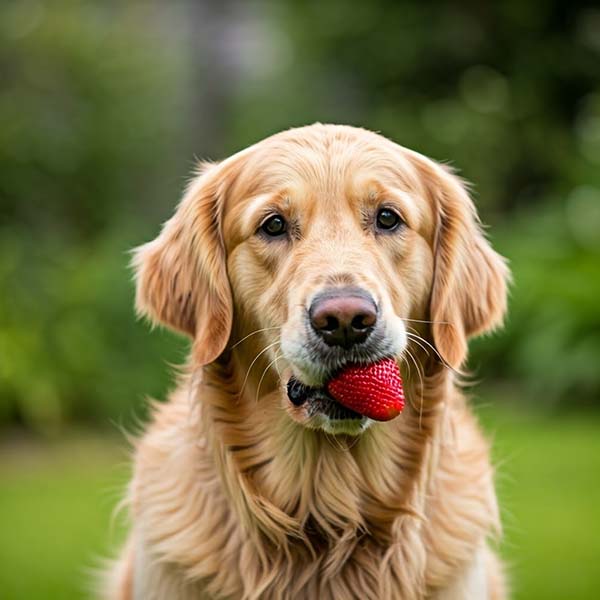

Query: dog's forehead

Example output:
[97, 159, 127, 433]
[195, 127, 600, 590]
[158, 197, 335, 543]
[229, 136, 422, 209]
[220, 126, 437, 244]
[240, 132, 418, 194]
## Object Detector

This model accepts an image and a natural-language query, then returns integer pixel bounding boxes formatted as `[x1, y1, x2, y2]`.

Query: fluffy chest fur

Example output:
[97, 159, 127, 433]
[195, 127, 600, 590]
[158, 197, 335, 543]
[118, 368, 501, 600]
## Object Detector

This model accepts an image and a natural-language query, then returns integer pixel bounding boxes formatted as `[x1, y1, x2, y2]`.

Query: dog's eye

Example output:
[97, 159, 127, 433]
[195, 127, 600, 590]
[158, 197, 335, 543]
[260, 214, 287, 237]
[375, 208, 402, 231]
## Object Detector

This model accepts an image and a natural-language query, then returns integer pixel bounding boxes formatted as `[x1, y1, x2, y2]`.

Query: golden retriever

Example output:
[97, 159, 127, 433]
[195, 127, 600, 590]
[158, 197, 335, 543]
[105, 124, 509, 599]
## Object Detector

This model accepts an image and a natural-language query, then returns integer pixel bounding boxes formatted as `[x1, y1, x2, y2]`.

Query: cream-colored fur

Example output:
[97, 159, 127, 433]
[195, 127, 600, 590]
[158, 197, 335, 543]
[104, 124, 509, 599]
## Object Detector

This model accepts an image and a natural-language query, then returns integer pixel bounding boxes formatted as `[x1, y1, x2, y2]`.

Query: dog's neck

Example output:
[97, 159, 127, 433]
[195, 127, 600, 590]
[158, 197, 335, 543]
[171, 353, 498, 599]
[198, 352, 450, 560]
[128, 349, 497, 599]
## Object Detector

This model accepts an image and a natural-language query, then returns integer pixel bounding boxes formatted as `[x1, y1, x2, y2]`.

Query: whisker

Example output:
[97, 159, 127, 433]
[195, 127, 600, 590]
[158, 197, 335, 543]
[405, 326, 437, 359]
[273, 353, 284, 379]
[401, 351, 413, 382]
[405, 331, 432, 358]
[239, 341, 281, 397]
[404, 323, 429, 339]
[404, 347, 425, 429]
[229, 326, 282, 349]
[255, 354, 284, 404]
[400, 317, 451, 325]
[405, 331, 450, 369]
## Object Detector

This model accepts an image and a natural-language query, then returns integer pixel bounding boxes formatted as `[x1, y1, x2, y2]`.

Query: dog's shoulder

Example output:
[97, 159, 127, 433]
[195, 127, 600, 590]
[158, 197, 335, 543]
[424, 397, 501, 593]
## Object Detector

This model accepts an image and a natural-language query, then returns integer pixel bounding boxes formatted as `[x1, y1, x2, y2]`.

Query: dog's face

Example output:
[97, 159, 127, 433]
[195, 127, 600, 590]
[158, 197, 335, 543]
[134, 125, 508, 436]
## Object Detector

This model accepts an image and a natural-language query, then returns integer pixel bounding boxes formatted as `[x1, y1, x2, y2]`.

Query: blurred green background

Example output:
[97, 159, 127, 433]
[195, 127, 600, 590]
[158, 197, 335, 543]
[1, 0, 599, 598]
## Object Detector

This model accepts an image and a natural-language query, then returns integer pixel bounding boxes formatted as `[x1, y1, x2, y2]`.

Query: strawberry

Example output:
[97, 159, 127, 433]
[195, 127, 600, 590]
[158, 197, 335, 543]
[326, 358, 404, 421]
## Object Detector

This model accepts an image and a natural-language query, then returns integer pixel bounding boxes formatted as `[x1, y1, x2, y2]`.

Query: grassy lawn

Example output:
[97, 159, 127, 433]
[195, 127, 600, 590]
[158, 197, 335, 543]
[0, 433, 129, 599]
[479, 407, 600, 599]
[1, 410, 599, 599]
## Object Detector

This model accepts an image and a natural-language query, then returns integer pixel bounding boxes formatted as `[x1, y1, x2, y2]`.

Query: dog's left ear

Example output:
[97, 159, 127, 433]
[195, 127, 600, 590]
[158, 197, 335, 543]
[132, 159, 239, 366]
[424, 163, 510, 369]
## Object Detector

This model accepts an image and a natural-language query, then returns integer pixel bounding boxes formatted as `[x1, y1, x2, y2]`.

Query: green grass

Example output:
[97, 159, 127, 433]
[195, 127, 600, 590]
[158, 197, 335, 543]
[0, 433, 129, 599]
[478, 407, 600, 599]
[0, 410, 599, 599]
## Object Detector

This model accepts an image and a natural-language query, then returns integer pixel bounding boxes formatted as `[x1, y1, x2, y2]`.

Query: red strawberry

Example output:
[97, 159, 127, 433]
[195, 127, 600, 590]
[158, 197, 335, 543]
[326, 358, 404, 421]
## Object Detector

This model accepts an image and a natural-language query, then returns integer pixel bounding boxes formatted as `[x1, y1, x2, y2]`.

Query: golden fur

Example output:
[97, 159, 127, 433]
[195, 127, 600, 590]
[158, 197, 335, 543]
[105, 124, 509, 599]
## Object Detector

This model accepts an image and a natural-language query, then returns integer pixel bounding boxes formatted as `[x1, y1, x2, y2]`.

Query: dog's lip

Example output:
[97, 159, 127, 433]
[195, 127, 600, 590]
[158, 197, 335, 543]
[286, 351, 403, 421]
[286, 377, 364, 420]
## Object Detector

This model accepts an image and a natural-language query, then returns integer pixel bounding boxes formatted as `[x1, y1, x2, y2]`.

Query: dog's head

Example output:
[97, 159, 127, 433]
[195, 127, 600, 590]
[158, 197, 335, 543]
[134, 124, 508, 435]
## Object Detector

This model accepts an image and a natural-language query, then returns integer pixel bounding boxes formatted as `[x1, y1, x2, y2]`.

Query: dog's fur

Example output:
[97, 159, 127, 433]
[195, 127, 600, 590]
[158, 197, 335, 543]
[105, 124, 509, 599]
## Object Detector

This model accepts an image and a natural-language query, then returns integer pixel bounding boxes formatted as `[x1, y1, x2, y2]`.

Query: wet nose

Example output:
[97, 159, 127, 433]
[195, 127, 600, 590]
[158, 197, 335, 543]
[309, 287, 377, 349]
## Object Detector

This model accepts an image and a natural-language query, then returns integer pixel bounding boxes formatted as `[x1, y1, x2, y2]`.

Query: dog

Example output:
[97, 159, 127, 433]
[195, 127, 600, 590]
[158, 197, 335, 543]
[105, 124, 509, 599]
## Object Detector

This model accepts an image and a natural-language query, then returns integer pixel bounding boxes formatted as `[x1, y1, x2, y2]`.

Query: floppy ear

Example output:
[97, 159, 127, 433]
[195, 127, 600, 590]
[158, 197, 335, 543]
[426, 164, 510, 369]
[132, 161, 235, 366]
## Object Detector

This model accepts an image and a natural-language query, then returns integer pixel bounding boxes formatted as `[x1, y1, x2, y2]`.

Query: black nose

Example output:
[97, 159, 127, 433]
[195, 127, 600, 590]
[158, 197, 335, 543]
[309, 287, 377, 349]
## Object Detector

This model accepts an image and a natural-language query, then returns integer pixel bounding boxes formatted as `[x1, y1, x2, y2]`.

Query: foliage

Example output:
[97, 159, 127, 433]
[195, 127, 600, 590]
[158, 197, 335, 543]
[0, 0, 188, 237]
[1, 0, 599, 432]
[0, 0, 187, 432]
[474, 200, 600, 407]
[0, 228, 184, 431]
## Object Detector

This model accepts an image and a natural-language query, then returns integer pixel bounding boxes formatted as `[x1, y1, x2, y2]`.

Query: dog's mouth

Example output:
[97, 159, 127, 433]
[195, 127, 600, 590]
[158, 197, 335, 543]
[287, 378, 364, 420]
[286, 357, 405, 427]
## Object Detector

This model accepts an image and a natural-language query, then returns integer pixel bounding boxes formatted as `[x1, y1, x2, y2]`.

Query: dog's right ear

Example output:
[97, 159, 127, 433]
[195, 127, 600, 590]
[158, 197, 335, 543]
[132, 160, 239, 366]
[423, 162, 510, 370]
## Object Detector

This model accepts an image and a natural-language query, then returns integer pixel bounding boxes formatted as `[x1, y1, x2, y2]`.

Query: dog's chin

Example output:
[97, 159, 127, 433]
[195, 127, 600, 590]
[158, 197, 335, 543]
[284, 375, 373, 436]
[307, 413, 373, 436]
